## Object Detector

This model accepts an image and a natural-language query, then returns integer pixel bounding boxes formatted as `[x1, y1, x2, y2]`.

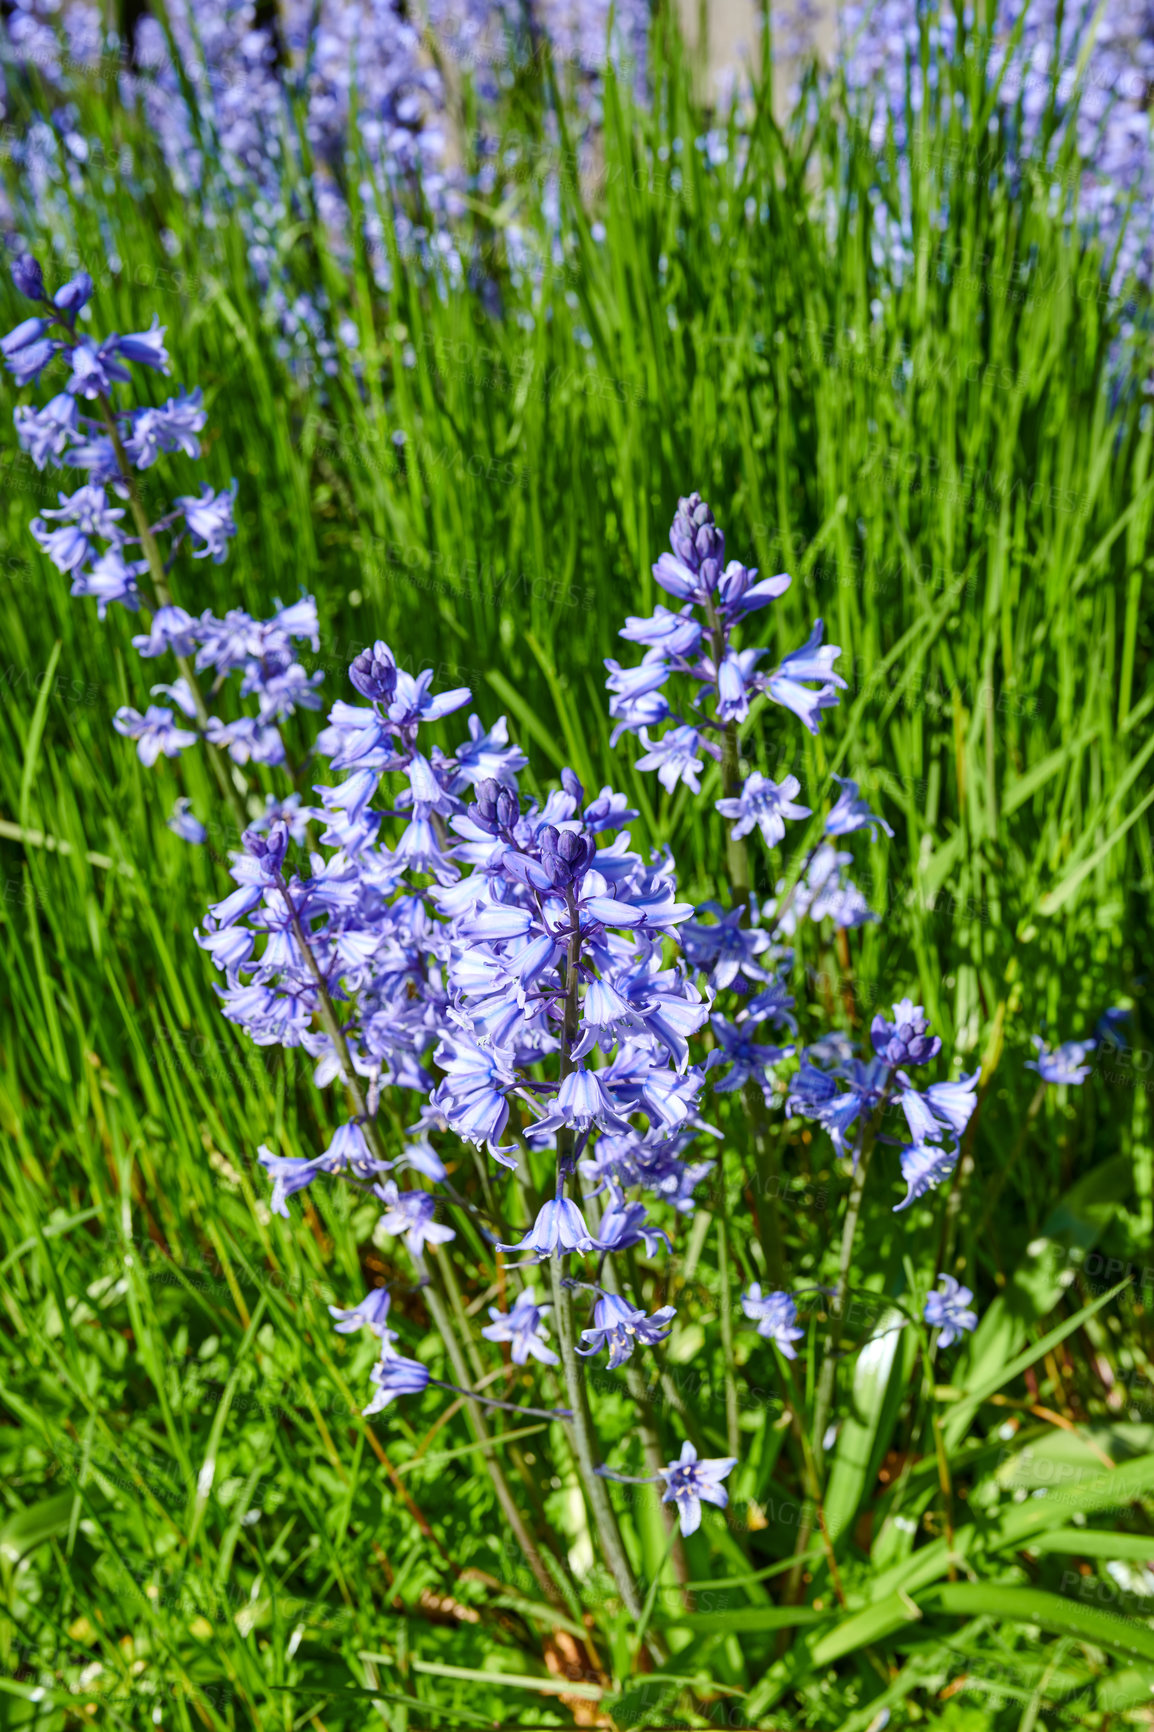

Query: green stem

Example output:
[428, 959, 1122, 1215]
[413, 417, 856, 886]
[715, 1193, 741, 1461]
[811, 1135, 876, 1475]
[549, 1257, 649, 1628]
[278, 900, 558, 1608]
[417, 1251, 564, 1609]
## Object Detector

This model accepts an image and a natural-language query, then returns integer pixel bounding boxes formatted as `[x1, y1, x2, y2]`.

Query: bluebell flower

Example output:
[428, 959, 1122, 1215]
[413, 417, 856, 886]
[72, 548, 145, 618]
[715, 646, 767, 723]
[740, 978, 797, 1034]
[205, 716, 286, 766]
[67, 337, 133, 398]
[176, 481, 238, 562]
[115, 319, 171, 373]
[113, 704, 198, 765]
[708, 1015, 792, 1093]
[329, 1287, 395, 1338]
[363, 1349, 431, 1416]
[924, 1275, 978, 1347]
[497, 1196, 603, 1260]
[53, 272, 93, 314]
[31, 483, 125, 572]
[898, 1070, 980, 1143]
[167, 798, 207, 844]
[681, 902, 772, 991]
[659, 1440, 737, 1536]
[1096, 1006, 1131, 1050]
[258, 1143, 330, 1217]
[619, 604, 703, 656]
[1026, 1035, 1097, 1085]
[481, 1287, 558, 1365]
[13, 392, 78, 467]
[11, 254, 46, 300]
[633, 723, 705, 793]
[578, 1291, 676, 1368]
[375, 1180, 456, 1253]
[132, 605, 200, 659]
[596, 1194, 671, 1256]
[825, 775, 894, 838]
[741, 1285, 804, 1357]
[894, 1141, 958, 1211]
[871, 999, 942, 1068]
[765, 620, 846, 735]
[123, 389, 206, 467]
[715, 772, 811, 847]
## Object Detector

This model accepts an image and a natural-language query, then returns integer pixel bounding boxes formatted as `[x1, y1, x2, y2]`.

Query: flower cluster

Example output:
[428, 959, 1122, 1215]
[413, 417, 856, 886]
[4, 254, 327, 826]
[787, 1000, 980, 1208]
[605, 491, 846, 798]
[194, 633, 727, 1414]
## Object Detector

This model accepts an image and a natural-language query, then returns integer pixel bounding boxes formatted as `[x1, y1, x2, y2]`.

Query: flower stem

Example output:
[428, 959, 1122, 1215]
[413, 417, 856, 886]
[549, 1256, 652, 1632]
[811, 1134, 876, 1474]
[418, 1250, 566, 1610]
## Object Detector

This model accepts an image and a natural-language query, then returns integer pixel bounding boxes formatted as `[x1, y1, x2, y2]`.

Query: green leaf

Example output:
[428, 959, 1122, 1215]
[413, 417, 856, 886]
[926, 1582, 1154, 1669]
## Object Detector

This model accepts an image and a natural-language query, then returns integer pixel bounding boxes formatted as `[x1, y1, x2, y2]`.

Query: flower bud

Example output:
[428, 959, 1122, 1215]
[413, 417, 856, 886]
[349, 642, 397, 703]
[53, 271, 94, 314]
[11, 254, 45, 301]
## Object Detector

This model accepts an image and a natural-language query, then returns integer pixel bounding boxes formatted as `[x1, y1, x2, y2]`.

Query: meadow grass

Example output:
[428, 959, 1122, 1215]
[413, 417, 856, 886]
[0, 19, 1152, 1730]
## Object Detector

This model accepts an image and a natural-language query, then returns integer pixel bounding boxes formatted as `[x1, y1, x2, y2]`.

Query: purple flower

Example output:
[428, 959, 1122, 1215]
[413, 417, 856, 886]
[375, 1180, 455, 1253]
[329, 1287, 395, 1338]
[634, 724, 705, 794]
[596, 1196, 671, 1257]
[496, 1196, 603, 1260]
[924, 1275, 977, 1348]
[132, 605, 200, 659]
[31, 483, 125, 573]
[766, 620, 846, 735]
[167, 798, 207, 844]
[123, 389, 206, 467]
[1026, 1035, 1097, 1085]
[11, 254, 45, 300]
[481, 1287, 558, 1365]
[257, 1143, 328, 1217]
[13, 393, 79, 469]
[741, 1285, 804, 1357]
[716, 772, 812, 847]
[708, 1014, 791, 1093]
[115, 319, 170, 373]
[659, 1440, 737, 1536]
[578, 1291, 676, 1368]
[176, 481, 238, 562]
[113, 704, 198, 766]
[363, 1349, 431, 1416]
[67, 337, 132, 398]
[894, 1141, 958, 1212]
[871, 999, 942, 1068]
[825, 776, 894, 838]
[53, 272, 94, 314]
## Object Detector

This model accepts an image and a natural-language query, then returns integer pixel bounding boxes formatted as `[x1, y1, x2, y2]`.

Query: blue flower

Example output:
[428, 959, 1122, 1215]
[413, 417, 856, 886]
[871, 999, 942, 1068]
[894, 1141, 958, 1211]
[53, 272, 94, 314]
[596, 1195, 671, 1256]
[1026, 1036, 1097, 1085]
[375, 1180, 456, 1253]
[497, 1196, 603, 1260]
[257, 1143, 328, 1217]
[11, 254, 45, 301]
[708, 1014, 792, 1093]
[363, 1349, 431, 1416]
[825, 776, 894, 838]
[329, 1287, 395, 1338]
[633, 723, 706, 794]
[578, 1291, 676, 1368]
[619, 604, 703, 656]
[481, 1287, 558, 1365]
[924, 1275, 977, 1347]
[741, 1285, 804, 1357]
[31, 483, 125, 572]
[113, 704, 198, 766]
[898, 1070, 980, 1143]
[766, 620, 846, 734]
[115, 319, 171, 373]
[715, 772, 811, 847]
[67, 337, 133, 398]
[176, 481, 238, 562]
[659, 1440, 737, 1536]
[132, 605, 200, 659]
[123, 389, 206, 467]
[167, 798, 207, 844]
[13, 393, 78, 468]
